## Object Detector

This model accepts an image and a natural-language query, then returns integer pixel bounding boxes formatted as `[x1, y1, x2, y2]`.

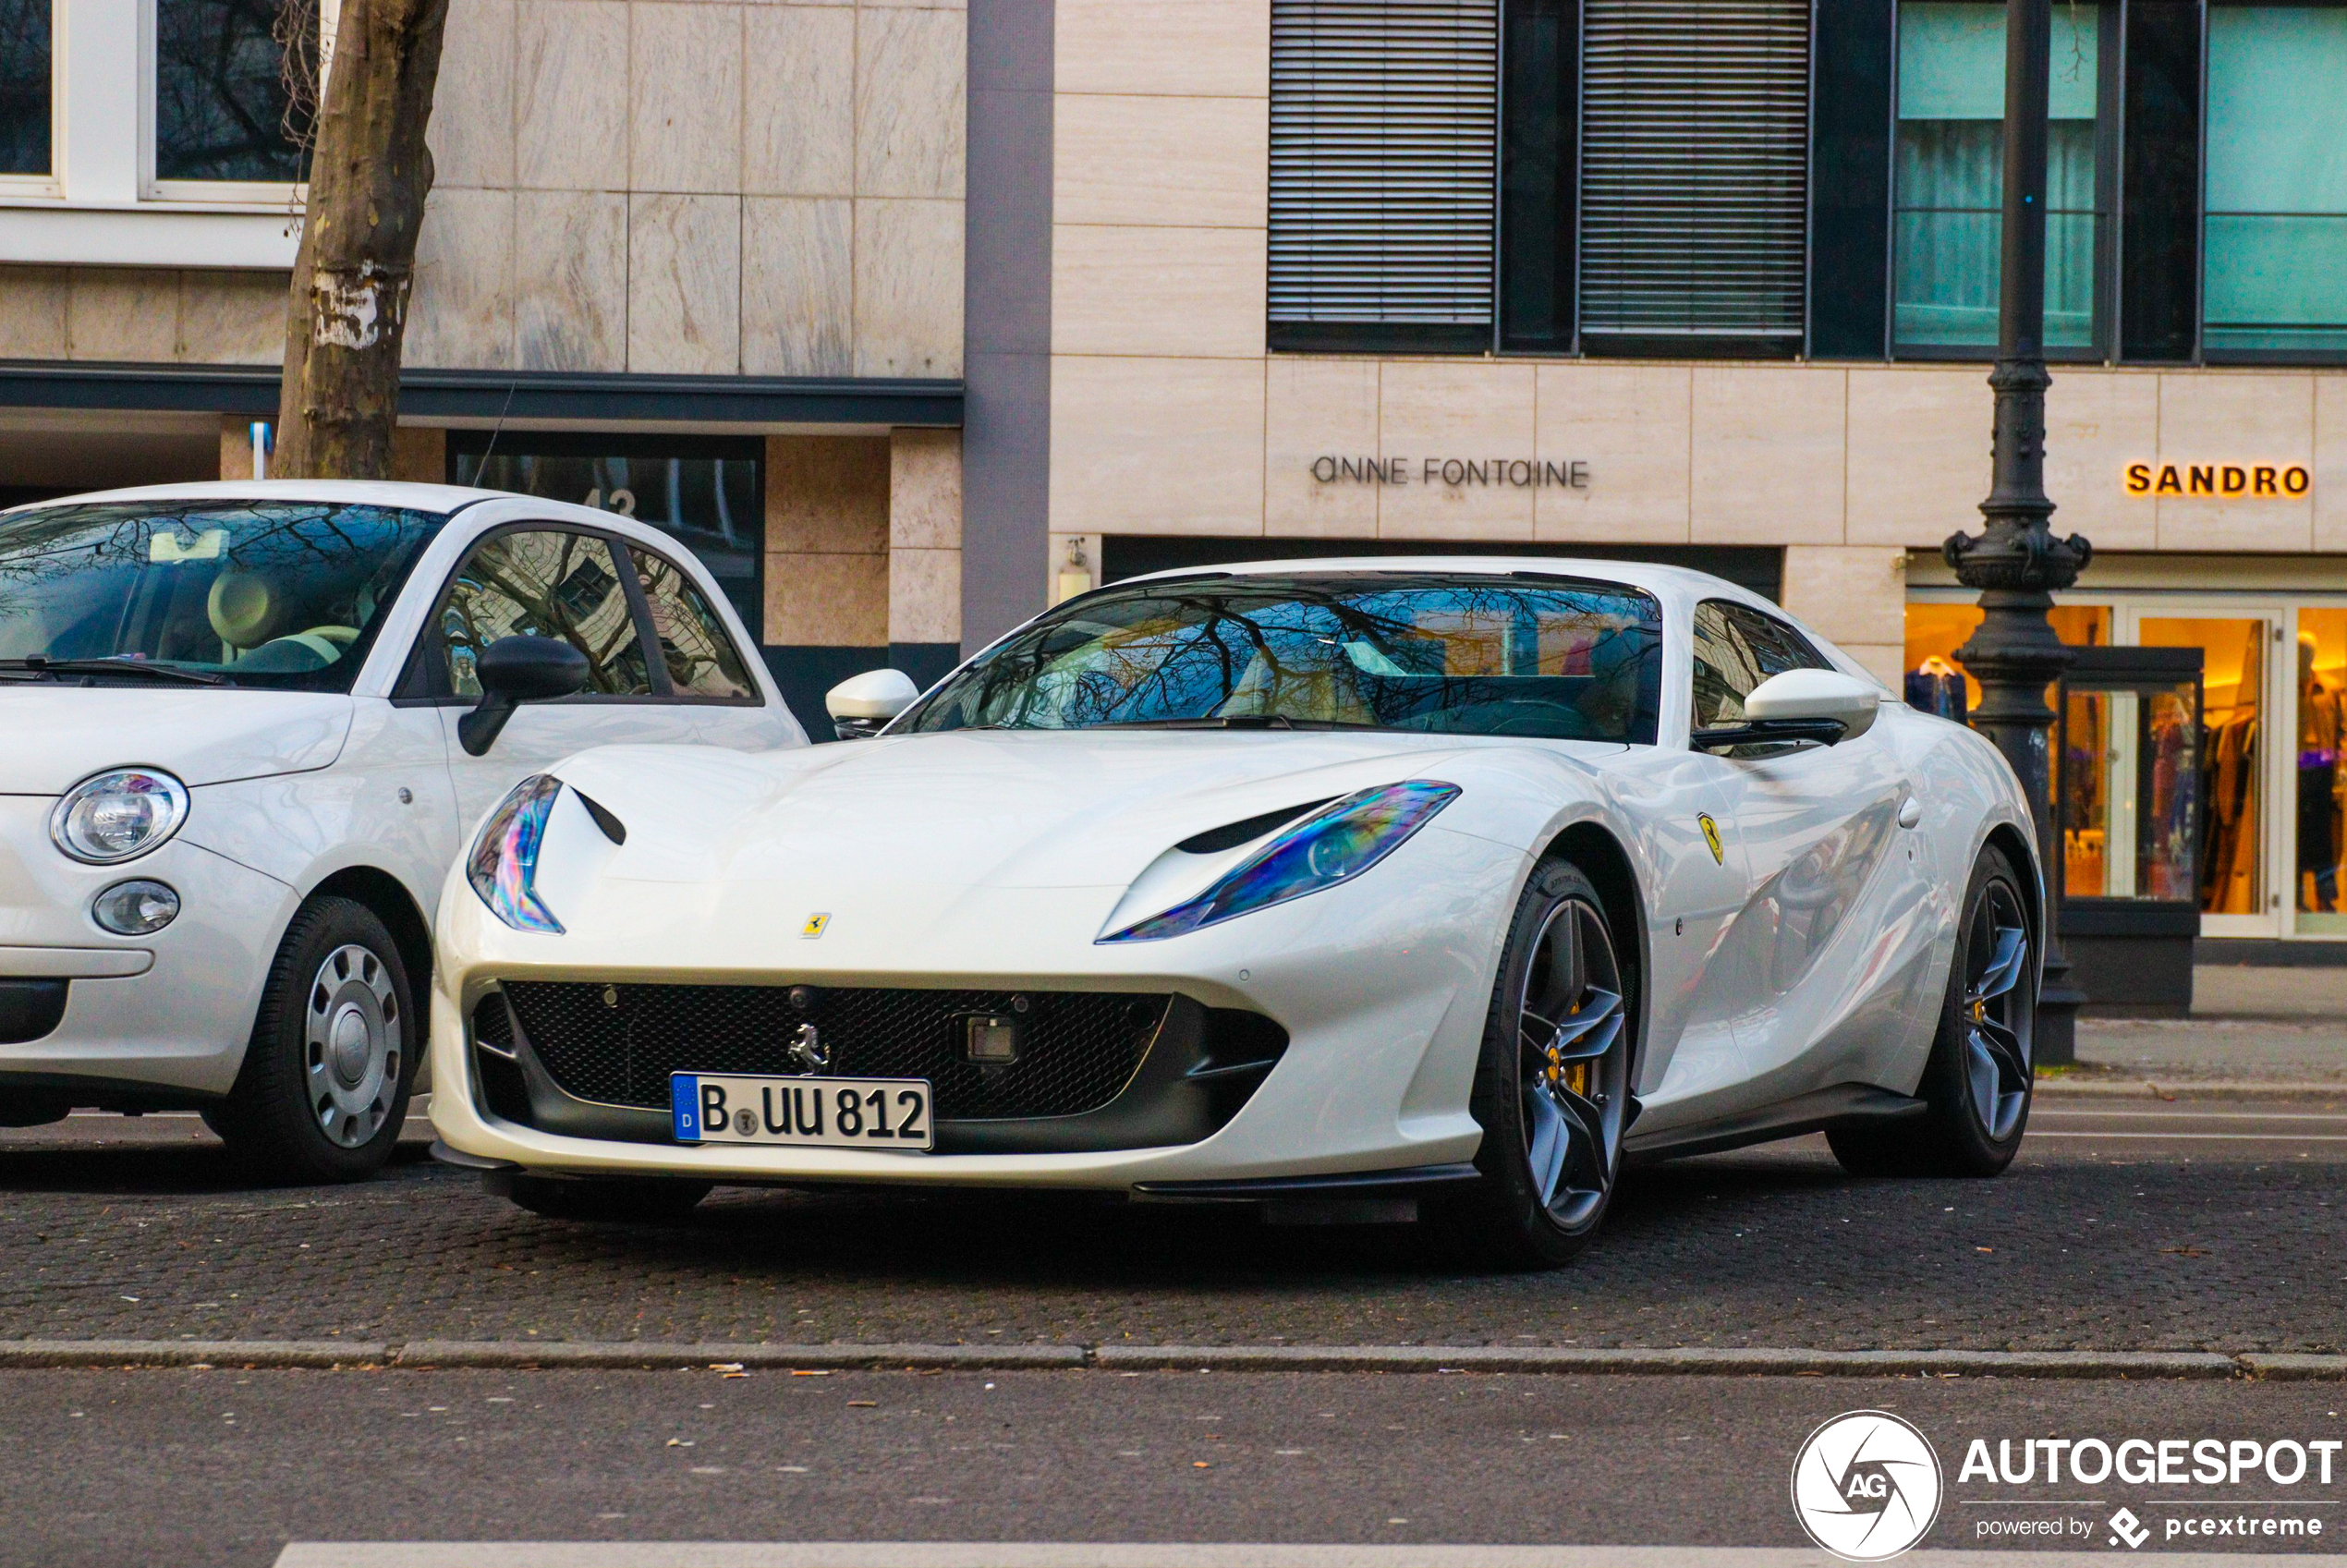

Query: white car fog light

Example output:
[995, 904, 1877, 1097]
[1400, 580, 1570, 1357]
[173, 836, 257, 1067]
[92, 880, 179, 935]
[964, 1015, 1020, 1064]
[51, 769, 190, 864]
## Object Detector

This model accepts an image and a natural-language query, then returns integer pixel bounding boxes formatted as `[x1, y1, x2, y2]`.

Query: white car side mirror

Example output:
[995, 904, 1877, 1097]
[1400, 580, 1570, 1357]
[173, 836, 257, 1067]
[1742, 668, 1881, 740]
[825, 668, 920, 740]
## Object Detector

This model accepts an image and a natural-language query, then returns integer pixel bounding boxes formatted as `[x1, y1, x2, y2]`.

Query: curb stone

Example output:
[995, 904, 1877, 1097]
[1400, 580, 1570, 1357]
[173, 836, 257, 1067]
[1, 1340, 2339, 1379]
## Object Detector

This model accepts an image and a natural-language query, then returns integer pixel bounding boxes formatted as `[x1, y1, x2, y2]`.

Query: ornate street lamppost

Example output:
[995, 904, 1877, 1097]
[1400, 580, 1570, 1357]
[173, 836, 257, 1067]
[1941, 0, 2092, 1065]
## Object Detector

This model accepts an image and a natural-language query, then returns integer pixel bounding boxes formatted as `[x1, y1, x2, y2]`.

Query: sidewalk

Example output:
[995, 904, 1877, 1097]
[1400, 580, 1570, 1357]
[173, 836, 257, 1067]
[2061, 964, 2347, 1092]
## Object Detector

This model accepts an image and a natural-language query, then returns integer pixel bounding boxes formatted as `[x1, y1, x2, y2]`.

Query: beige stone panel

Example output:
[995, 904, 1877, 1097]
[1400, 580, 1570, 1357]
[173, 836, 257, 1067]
[2044, 368, 2160, 550]
[1533, 363, 1689, 542]
[1057, 0, 1269, 97]
[0, 266, 68, 358]
[2155, 372, 2317, 552]
[517, 1, 628, 190]
[742, 198, 853, 375]
[515, 189, 627, 371]
[1842, 369, 1987, 547]
[889, 545, 961, 643]
[179, 270, 285, 365]
[627, 194, 742, 375]
[632, 5, 744, 194]
[890, 427, 962, 550]
[1052, 356, 1266, 536]
[219, 416, 257, 481]
[1055, 94, 1267, 228]
[1376, 361, 1535, 541]
[1782, 546, 1906, 650]
[1264, 357, 1378, 538]
[1052, 225, 1263, 359]
[766, 434, 890, 555]
[853, 198, 963, 377]
[407, 188, 516, 369]
[764, 551, 888, 645]
[1688, 366, 1847, 543]
[860, 0, 962, 9]
[66, 269, 180, 361]
[857, 6, 965, 199]
[1842, 643, 1904, 691]
[744, 6, 855, 195]
[393, 427, 448, 485]
[2318, 375, 2347, 553]
[430, 0, 516, 188]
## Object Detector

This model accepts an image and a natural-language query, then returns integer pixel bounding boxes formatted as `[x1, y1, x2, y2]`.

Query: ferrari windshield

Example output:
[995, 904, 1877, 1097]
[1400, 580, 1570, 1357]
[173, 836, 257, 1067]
[0, 500, 443, 692]
[903, 573, 1663, 744]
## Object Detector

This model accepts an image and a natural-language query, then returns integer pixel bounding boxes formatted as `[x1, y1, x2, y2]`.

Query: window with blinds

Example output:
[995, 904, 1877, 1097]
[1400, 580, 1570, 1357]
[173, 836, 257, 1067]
[1268, 0, 1502, 350]
[1578, 0, 1812, 345]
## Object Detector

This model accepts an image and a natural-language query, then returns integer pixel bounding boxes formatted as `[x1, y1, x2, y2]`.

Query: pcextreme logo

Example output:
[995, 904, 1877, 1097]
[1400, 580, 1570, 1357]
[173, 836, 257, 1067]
[1791, 1410, 1945, 1562]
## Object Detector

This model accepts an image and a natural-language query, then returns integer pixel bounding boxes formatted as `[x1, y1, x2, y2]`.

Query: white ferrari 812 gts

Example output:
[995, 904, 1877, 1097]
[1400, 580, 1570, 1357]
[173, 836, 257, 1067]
[429, 558, 2042, 1267]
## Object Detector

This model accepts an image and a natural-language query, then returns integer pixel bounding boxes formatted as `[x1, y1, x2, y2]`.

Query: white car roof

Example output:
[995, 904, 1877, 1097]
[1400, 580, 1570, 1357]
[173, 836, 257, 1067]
[0, 479, 505, 515]
[1123, 554, 1762, 604]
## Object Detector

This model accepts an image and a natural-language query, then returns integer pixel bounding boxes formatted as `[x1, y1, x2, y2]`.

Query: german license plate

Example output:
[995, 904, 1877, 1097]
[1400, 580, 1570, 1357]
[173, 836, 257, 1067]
[670, 1073, 932, 1152]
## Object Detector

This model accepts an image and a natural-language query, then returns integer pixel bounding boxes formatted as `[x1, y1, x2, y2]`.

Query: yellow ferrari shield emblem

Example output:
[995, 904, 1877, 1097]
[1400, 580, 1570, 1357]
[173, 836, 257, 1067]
[799, 913, 831, 939]
[1698, 813, 1723, 865]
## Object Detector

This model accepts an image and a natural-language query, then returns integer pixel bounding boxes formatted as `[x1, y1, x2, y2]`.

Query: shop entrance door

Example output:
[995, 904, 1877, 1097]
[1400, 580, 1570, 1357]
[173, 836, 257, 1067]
[2128, 607, 2284, 937]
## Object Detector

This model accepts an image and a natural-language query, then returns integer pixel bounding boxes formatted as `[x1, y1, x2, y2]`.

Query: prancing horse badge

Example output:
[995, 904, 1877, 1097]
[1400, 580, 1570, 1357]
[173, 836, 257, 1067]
[800, 913, 831, 939]
[1697, 814, 1723, 865]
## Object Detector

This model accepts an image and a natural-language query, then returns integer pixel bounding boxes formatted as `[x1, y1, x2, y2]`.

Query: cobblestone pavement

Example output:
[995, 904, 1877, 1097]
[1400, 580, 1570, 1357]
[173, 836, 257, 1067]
[1, 1103, 2339, 1354]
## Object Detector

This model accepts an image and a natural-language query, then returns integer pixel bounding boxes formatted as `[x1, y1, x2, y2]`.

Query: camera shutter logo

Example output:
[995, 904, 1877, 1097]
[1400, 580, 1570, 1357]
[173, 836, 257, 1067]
[1791, 1410, 1943, 1561]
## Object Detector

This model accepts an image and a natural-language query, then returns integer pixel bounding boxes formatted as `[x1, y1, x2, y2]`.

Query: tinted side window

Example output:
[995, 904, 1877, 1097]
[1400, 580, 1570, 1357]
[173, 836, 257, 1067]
[441, 530, 651, 698]
[1690, 601, 1829, 727]
[629, 548, 757, 700]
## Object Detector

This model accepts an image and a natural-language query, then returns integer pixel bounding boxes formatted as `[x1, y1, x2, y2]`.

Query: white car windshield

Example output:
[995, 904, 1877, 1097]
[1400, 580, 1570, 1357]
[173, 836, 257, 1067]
[904, 573, 1664, 744]
[0, 500, 443, 692]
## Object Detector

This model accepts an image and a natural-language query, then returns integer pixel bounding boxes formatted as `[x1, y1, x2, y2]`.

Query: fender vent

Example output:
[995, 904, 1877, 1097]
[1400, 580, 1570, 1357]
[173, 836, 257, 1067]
[1177, 798, 1335, 855]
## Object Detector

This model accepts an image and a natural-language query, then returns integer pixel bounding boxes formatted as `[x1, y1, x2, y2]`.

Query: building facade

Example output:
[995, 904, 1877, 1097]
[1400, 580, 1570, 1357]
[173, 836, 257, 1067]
[3, 0, 2347, 954]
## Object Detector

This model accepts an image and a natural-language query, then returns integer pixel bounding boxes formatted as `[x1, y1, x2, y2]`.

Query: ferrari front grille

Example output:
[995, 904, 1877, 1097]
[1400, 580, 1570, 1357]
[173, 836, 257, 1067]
[497, 982, 1171, 1120]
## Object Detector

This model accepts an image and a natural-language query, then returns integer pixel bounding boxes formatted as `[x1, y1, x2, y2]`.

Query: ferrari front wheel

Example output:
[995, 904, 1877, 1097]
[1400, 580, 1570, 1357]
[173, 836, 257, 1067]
[1453, 857, 1635, 1270]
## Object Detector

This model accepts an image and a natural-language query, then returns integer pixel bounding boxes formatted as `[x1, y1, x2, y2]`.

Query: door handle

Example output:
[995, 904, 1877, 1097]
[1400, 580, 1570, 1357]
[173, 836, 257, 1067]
[1897, 796, 1924, 830]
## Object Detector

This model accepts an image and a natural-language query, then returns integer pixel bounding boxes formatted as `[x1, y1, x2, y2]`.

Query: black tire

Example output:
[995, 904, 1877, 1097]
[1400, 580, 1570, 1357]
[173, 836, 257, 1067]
[497, 1171, 713, 1222]
[208, 895, 416, 1184]
[1830, 845, 2037, 1179]
[1448, 857, 1636, 1270]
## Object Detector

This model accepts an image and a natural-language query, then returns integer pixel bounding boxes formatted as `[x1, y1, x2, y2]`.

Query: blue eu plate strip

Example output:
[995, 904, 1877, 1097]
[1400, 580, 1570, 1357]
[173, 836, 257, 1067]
[671, 1074, 701, 1142]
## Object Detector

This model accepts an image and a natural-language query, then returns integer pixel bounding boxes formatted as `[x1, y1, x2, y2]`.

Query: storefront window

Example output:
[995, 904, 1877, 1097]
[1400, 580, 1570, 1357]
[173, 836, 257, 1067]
[2140, 617, 2265, 916]
[450, 437, 763, 641]
[2296, 613, 2347, 927]
[1892, 1, 2103, 351]
[1903, 601, 2110, 717]
[2203, 4, 2347, 355]
[0, 0, 49, 176]
[154, 0, 310, 185]
[2061, 675, 2200, 903]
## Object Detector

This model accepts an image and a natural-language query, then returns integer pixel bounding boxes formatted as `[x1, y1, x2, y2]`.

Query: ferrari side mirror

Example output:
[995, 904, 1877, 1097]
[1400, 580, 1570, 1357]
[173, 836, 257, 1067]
[826, 668, 920, 741]
[1744, 668, 1882, 740]
[458, 636, 590, 756]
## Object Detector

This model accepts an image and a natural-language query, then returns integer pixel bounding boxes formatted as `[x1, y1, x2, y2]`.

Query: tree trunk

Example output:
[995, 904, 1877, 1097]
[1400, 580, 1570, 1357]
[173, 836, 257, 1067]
[274, 0, 451, 480]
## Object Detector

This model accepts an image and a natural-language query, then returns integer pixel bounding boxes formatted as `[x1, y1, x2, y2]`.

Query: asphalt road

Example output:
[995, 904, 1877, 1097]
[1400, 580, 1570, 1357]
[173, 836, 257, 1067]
[6, 1367, 2345, 1568]
[0, 1096, 2340, 1354]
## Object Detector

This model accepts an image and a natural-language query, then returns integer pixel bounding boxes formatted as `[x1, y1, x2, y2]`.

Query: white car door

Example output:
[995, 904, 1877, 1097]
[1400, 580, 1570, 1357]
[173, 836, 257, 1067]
[420, 523, 734, 832]
[1688, 601, 1919, 1108]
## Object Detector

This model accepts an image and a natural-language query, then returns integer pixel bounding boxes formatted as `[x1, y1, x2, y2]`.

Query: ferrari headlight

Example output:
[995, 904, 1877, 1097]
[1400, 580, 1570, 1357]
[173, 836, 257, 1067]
[51, 769, 190, 864]
[467, 773, 565, 933]
[1102, 780, 1460, 943]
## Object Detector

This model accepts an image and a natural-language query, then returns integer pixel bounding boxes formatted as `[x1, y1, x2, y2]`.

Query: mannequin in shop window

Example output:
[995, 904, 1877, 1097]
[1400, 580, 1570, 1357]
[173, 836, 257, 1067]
[1906, 654, 1967, 722]
[2301, 637, 2343, 913]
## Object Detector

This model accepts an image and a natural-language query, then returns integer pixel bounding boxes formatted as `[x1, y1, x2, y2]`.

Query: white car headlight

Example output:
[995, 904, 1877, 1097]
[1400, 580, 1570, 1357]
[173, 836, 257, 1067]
[467, 773, 566, 933]
[50, 769, 190, 864]
[1101, 780, 1460, 943]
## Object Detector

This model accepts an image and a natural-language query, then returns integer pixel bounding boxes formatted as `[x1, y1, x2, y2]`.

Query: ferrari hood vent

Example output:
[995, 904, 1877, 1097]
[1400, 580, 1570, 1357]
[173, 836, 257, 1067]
[1176, 798, 1336, 856]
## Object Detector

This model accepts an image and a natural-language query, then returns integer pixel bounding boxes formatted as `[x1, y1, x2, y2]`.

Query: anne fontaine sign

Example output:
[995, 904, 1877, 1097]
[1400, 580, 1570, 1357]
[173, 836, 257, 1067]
[1311, 456, 1592, 491]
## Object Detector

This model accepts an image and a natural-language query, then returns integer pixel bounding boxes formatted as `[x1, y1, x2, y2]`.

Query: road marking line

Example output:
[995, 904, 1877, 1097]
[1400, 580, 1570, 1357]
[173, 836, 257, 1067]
[2032, 1110, 2347, 1121]
[2028, 1131, 2347, 1140]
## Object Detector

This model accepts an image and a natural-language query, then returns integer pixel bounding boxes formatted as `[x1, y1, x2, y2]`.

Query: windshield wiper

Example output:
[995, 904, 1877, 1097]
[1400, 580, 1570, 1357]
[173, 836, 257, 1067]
[0, 656, 226, 687]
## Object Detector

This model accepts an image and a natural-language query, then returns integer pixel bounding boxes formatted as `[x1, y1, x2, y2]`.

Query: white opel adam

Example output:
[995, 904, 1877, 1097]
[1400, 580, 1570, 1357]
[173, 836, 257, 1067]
[432, 559, 2043, 1267]
[0, 481, 798, 1181]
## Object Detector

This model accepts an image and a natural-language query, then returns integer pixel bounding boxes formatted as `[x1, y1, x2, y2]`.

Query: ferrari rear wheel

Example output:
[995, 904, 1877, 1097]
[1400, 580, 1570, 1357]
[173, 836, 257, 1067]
[1829, 844, 2037, 1179]
[1453, 857, 1635, 1270]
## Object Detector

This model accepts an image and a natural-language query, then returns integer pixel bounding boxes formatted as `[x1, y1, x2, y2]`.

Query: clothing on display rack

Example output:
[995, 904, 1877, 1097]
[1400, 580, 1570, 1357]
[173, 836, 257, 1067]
[2204, 708, 2260, 915]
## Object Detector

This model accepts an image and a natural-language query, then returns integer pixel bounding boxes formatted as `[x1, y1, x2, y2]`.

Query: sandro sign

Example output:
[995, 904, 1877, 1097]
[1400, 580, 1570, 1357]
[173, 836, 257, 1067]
[2124, 461, 2312, 499]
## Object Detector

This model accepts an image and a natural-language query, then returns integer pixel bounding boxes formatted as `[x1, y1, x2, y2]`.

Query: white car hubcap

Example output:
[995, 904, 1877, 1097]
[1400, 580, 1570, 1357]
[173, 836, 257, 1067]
[305, 942, 400, 1148]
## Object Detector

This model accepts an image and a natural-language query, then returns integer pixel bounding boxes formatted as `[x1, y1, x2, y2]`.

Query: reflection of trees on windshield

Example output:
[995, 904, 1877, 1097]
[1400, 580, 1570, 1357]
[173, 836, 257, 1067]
[0, 501, 440, 691]
[440, 531, 650, 698]
[907, 576, 1664, 744]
